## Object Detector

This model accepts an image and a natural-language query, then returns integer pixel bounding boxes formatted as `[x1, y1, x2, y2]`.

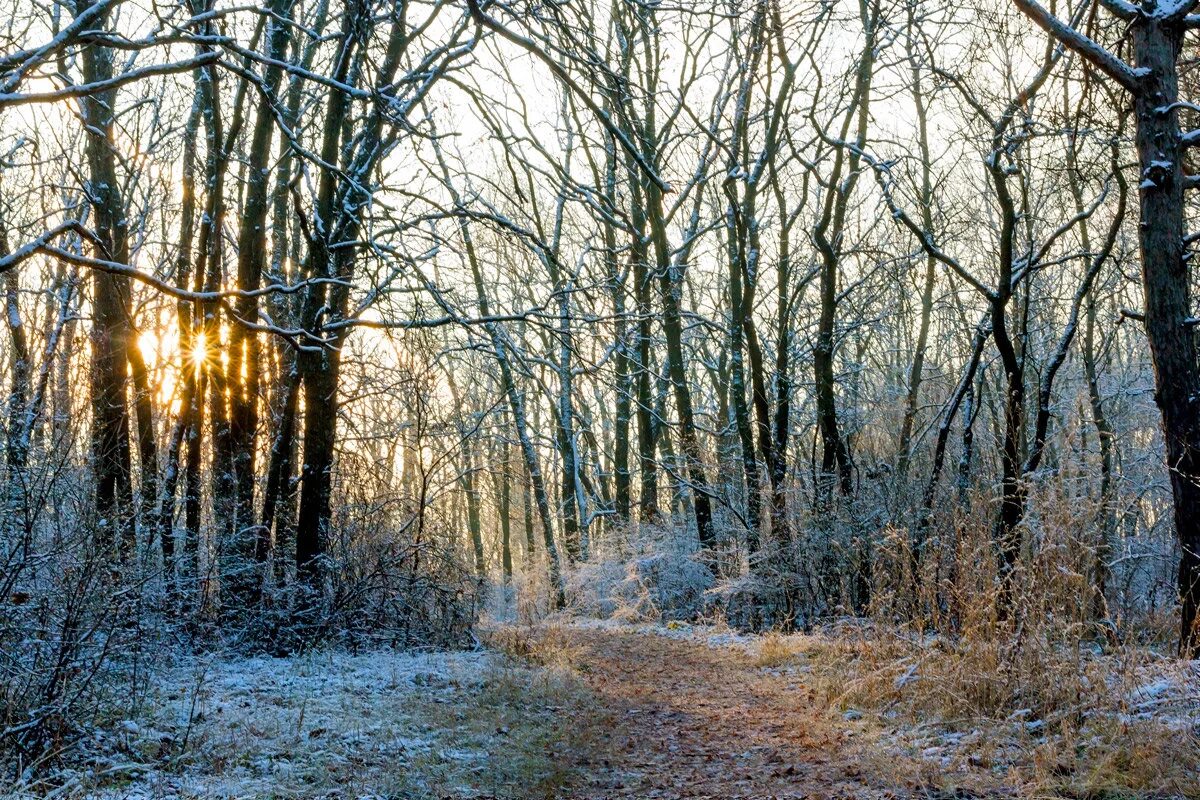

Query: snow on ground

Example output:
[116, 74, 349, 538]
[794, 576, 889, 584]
[14, 645, 588, 799]
[8, 617, 1198, 798]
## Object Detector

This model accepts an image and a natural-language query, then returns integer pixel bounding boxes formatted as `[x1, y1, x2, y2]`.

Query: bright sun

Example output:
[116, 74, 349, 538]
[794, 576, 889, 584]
[190, 332, 208, 370]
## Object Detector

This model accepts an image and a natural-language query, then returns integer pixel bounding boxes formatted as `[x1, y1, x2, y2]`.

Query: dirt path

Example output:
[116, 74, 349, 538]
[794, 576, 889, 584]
[555, 626, 896, 800]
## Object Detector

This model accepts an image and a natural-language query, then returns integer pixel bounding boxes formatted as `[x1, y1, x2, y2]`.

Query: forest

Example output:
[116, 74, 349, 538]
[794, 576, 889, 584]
[2, 0, 1200, 796]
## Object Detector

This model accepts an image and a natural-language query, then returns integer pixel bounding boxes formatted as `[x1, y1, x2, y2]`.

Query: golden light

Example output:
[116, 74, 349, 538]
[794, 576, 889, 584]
[137, 329, 181, 365]
[191, 332, 209, 370]
[137, 331, 158, 362]
[133, 329, 183, 407]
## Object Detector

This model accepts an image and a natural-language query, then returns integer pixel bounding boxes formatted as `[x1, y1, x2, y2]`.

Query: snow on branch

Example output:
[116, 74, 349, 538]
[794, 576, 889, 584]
[0, 53, 218, 109]
[1012, 0, 1141, 93]
[0, 0, 119, 94]
[1098, 0, 1141, 18]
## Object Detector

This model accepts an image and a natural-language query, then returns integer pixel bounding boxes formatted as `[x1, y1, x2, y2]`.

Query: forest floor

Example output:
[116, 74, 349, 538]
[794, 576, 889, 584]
[8, 619, 1200, 799]
[514, 623, 892, 800]
[534, 619, 1200, 799]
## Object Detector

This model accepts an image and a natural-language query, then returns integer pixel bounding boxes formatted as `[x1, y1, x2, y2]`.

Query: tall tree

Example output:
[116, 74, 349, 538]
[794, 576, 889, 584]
[1013, 0, 1200, 655]
[78, 0, 136, 560]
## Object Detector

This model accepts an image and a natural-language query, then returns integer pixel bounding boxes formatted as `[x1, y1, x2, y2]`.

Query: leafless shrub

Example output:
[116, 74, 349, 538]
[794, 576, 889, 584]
[0, 483, 154, 778]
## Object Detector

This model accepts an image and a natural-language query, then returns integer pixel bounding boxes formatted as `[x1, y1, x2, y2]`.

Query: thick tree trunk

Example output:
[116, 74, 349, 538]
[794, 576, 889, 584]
[1012, 0, 1200, 659]
[3, 230, 30, 544]
[183, 363, 206, 608]
[127, 344, 159, 550]
[723, 8, 768, 549]
[812, 273, 853, 501]
[555, 289, 583, 562]
[955, 378, 978, 511]
[296, 349, 339, 589]
[294, 11, 359, 591]
[3, 239, 29, 474]
[728, 247, 761, 544]
[522, 465, 536, 565]
[1083, 290, 1116, 621]
[1131, 19, 1200, 657]
[495, 448, 514, 582]
[991, 309, 1027, 607]
[810, 0, 876, 504]
[629, 184, 660, 524]
[768, 178, 798, 552]
[603, 141, 633, 523]
[261, 368, 299, 584]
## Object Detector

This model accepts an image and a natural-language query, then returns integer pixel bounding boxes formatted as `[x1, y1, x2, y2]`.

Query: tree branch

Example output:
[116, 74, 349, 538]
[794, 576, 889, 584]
[464, 0, 671, 194]
[1012, 0, 1142, 93]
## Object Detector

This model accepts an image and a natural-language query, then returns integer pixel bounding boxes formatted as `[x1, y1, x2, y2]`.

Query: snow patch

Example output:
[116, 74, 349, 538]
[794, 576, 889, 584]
[35, 647, 502, 798]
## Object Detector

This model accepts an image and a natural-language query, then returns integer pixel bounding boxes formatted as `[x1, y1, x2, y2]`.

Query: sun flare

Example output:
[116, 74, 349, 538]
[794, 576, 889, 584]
[190, 331, 208, 370]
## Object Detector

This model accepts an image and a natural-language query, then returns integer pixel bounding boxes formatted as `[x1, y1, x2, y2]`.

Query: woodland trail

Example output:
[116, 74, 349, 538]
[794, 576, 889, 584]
[551, 626, 898, 800]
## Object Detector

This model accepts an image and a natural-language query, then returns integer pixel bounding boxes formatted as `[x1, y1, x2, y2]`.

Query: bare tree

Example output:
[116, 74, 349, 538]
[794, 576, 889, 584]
[1013, 0, 1200, 655]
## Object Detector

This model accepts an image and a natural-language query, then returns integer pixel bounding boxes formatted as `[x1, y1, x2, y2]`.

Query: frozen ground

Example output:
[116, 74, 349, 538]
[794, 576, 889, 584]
[9, 645, 592, 799]
[6, 618, 1199, 798]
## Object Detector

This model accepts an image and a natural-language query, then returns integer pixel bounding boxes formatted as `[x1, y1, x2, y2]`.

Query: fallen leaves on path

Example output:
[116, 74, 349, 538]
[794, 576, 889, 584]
[545, 626, 898, 800]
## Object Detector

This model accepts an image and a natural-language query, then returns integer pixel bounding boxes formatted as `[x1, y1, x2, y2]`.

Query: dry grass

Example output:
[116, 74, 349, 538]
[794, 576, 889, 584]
[728, 494, 1200, 798]
[785, 591, 1200, 798]
[754, 631, 805, 668]
[798, 626, 1200, 796]
[480, 622, 586, 674]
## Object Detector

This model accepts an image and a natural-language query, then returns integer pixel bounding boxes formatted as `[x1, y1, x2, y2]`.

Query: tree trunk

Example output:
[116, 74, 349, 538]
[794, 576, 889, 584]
[810, 0, 876, 503]
[604, 139, 633, 523]
[462, 443, 485, 578]
[1131, 19, 1200, 656]
[224, 0, 293, 608]
[294, 12, 359, 591]
[261, 368, 299, 586]
[1083, 289, 1116, 622]
[648, 183, 715, 550]
[896, 14, 938, 491]
[79, 0, 136, 560]
[495, 447, 514, 582]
